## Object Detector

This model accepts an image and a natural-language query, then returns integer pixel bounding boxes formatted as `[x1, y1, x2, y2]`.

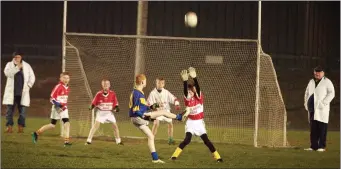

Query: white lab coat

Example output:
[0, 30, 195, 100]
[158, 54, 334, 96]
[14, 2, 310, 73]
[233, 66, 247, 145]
[304, 77, 335, 123]
[2, 60, 36, 107]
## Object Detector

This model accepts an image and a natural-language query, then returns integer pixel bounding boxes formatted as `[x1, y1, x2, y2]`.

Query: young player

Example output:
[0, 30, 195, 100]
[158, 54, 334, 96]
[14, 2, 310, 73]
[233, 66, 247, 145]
[85, 79, 123, 145]
[129, 74, 189, 164]
[170, 67, 223, 162]
[147, 77, 180, 145]
[31, 72, 72, 147]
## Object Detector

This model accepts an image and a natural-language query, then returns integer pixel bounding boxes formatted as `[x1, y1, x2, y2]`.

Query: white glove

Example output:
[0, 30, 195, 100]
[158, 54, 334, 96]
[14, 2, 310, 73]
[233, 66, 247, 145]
[188, 67, 197, 78]
[181, 70, 189, 81]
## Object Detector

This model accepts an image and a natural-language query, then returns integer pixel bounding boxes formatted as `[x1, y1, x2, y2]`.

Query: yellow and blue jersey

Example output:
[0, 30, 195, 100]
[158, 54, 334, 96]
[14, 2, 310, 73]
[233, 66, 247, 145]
[129, 88, 150, 117]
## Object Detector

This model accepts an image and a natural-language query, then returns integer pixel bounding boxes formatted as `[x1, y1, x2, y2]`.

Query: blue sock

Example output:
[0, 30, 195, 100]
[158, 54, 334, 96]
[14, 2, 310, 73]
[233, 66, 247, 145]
[176, 114, 182, 121]
[151, 152, 158, 160]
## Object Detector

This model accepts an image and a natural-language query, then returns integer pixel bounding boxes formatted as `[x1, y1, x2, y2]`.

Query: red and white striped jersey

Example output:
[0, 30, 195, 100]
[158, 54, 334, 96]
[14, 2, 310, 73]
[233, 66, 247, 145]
[184, 92, 204, 120]
[92, 90, 119, 111]
[50, 82, 70, 107]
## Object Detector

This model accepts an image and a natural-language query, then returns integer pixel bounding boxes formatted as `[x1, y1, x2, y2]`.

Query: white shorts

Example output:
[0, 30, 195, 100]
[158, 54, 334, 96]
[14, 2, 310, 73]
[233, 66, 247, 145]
[50, 105, 69, 119]
[131, 117, 149, 128]
[185, 119, 207, 136]
[96, 111, 116, 124]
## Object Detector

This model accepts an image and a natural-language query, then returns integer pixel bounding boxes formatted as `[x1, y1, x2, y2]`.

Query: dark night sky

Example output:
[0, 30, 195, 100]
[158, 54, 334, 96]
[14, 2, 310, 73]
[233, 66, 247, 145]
[1, 1, 340, 62]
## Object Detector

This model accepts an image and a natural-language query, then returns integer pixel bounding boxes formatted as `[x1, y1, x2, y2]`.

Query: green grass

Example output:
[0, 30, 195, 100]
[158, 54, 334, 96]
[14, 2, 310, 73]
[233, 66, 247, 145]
[1, 117, 340, 168]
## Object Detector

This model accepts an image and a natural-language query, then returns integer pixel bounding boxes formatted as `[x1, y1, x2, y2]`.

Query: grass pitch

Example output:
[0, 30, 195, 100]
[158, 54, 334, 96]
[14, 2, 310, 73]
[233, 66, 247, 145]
[1, 117, 339, 168]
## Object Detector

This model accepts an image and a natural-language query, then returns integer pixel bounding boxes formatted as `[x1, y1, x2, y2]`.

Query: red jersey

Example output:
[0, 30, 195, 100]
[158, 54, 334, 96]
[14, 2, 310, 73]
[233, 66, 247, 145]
[184, 92, 204, 120]
[50, 82, 70, 108]
[92, 90, 119, 111]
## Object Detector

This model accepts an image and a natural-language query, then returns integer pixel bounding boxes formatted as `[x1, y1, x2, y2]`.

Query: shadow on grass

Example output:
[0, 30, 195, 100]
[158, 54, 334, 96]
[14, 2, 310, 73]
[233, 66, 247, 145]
[52, 154, 103, 159]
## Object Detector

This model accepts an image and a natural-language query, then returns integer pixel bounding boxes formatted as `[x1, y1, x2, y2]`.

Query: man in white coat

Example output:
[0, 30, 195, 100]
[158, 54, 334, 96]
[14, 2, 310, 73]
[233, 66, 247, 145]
[304, 66, 335, 152]
[3, 52, 35, 133]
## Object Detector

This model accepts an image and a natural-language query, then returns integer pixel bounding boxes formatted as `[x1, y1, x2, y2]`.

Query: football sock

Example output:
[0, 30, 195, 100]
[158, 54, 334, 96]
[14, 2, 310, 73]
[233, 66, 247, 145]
[213, 151, 222, 160]
[151, 152, 159, 160]
[171, 147, 183, 158]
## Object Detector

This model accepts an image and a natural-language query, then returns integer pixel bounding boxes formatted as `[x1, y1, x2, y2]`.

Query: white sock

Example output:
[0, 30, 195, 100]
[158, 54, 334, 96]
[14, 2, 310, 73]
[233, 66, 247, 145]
[63, 122, 70, 140]
[115, 138, 121, 144]
[87, 128, 96, 143]
[87, 122, 100, 143]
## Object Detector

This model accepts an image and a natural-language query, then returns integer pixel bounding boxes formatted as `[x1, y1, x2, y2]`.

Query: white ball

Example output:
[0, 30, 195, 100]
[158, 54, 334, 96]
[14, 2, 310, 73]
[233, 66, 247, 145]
[185, 12, 198, 28]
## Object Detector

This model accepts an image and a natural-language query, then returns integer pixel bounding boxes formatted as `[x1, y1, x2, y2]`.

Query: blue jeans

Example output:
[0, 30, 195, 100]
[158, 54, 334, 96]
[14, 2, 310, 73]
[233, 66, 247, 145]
[6, 96, 26, 127]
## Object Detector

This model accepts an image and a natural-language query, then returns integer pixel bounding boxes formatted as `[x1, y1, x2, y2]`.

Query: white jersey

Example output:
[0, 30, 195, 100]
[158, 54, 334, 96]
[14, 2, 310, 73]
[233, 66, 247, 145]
[147, 88, 179, 111]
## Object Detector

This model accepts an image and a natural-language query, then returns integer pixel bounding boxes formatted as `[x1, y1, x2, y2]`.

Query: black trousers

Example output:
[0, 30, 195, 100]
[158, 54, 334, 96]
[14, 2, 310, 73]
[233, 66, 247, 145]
[310, 117, 328, 150]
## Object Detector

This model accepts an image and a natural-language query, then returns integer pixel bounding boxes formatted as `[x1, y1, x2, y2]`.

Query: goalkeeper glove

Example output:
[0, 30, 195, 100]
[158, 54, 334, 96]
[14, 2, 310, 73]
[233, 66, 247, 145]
[113, 106, 120, 112]
[181, 70, 189, 81]
[149, 103, 160, 110]
[188, 67, 197, 78]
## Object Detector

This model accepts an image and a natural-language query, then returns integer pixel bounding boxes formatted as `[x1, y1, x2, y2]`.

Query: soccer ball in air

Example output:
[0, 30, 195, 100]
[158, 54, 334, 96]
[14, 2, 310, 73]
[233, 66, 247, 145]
[185, 12, 198, 28]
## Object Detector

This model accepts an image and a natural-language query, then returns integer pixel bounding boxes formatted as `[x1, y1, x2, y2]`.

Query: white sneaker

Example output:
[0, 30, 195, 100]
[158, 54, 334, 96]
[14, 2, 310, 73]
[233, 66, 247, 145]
[152, 159, 165, 163]
[317, 148, 325, 152]
[304, 148, 313, 151]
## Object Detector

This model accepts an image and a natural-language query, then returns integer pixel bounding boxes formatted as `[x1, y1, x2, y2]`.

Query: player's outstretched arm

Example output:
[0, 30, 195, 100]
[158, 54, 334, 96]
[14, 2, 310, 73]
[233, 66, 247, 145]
[167, 91, 180, 110]
[181, 70, 189, 97]
[188, 67, 201, 97]
[193, 78, 201, 97]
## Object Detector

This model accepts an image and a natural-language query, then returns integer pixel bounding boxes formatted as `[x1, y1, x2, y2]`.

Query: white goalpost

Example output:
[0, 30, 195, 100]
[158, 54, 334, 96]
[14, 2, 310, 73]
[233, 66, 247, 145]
[60, 0, 67, 137]
[254, 0, 261, 148]
[61, 1, 288, 147]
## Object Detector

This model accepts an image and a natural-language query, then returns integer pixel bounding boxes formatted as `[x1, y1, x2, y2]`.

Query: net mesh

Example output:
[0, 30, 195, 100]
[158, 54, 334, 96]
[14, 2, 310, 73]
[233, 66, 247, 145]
[64, 33, 287, 147]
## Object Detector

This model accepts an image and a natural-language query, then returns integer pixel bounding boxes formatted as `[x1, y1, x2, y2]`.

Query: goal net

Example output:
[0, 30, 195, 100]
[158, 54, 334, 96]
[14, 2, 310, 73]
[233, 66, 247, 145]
[64, 32, 288, 147]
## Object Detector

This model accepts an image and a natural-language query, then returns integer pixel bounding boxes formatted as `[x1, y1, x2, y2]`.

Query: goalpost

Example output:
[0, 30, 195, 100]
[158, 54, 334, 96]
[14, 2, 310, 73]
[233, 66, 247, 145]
[254, 0, 261, 148]
[61, 1, 288, 147]
[60, 0, 67, 137]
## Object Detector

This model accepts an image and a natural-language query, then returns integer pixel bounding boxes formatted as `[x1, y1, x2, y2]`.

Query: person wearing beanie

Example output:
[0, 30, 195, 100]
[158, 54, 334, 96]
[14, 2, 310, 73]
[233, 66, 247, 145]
[3, 52, 36, 133]
[304, 65, 335, 152]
